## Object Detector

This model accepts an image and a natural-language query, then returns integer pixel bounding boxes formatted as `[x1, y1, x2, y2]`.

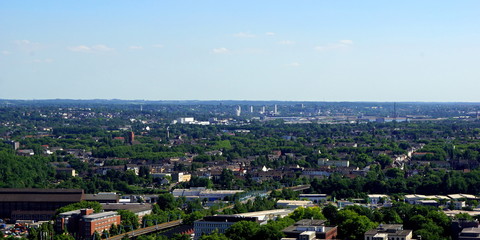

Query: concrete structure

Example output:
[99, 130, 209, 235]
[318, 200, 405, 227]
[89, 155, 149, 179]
[172, 188, 243, 201]
[85, 192, 119, 203]
[368, 194, 389, 205]
[452, 219, 480, 240]
[101, 203, 152, 220]
[234, 209, 294, 221]
[276, 200, 314, 209]
[282, 219, 338, 240]
[194, 215, 263, 240]
[299, 194, 328, 203]
[81, 211, 120, 239]
[0, 188, 84, 222]
[317, 158, 350, 167]
[128, 131, 135, 144]
[364, 224, 413, 240]
[175, 117, 195, 124]
[459, 227, 480, 240]
[56, 209, 121, 239]
[172, 172, 192, 183]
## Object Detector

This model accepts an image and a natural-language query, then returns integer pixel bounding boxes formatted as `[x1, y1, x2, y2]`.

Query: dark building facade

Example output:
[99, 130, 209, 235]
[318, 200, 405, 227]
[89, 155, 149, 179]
[0, 188, 84, 222]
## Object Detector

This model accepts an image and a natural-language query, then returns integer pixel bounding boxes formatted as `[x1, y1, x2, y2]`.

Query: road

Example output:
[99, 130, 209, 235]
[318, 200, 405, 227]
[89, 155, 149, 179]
[108, 220, 182, 240]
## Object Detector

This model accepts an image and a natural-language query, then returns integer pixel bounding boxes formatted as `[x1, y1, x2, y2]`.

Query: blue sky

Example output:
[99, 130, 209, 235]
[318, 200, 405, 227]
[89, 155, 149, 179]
[1, 1, 480, 101]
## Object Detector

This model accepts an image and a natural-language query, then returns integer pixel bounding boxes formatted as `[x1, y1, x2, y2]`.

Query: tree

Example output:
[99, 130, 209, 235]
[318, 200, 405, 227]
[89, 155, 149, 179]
[117, 210, 139, 231]
[289, 207, 325, 222]
[376, 154, 393, 169]
[56, 201, 102, 214]
[225, 221, 260, 240]
[322, 204, 339, 225]
[109, 224, 119, 236]
[198, 230, 229, 240]
[157, 193, 177, 211]
[337, 209, 377, 240]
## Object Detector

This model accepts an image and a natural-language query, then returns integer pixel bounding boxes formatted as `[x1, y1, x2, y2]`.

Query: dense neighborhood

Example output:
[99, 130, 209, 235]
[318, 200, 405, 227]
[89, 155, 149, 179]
[2, 100, 480, 240]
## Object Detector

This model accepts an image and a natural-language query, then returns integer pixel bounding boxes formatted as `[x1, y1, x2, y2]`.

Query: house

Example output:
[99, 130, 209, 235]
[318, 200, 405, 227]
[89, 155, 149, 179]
[364, 224, 413, 240]
[282, 219, 338, 240]
[17, 149, 34, 156]
[55, 168, 77, 177]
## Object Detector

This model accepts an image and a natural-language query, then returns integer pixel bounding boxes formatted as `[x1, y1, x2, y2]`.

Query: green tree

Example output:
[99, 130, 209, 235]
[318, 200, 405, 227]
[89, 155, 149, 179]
[117, 210, 139, 231]
[157, 193, 177, 211]
[322, 204, 339, 225]
[289, 207, 325, 222]
[56, 201, 102, 214]
[337, 209, 377, 240]
[225, 221, 260, 240]
[198, 230, 229, 240]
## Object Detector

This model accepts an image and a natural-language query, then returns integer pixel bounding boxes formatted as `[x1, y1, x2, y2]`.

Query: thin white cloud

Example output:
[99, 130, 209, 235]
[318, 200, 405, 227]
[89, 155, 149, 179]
[33, 58, 53, 63]
[265, 32, 276, 36]
[14, 40, 42, 54]
[152, 44, 164, 48]
[91, 45, 113, 52]
[314, 40, 354, 52]
[285, 62, 300, 67]
[278, 40, 295, 45]
[68, 44, 114, 53]
[339, 40, 353, 45]
[1, 50, 10, 55]
[233, 32, 256, 38]
[212, 47, 229, 54]
[129, 46, 143, 50]
[68, 45, 91, 52]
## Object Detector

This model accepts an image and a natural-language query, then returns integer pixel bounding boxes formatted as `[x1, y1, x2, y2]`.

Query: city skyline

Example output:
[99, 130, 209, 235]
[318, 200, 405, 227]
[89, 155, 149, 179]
[1, 1, 480, 102]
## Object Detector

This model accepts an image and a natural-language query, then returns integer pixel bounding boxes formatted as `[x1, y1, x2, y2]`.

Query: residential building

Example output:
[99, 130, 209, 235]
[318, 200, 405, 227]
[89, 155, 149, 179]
[282, 219, 338, 240]
[364, 224, 413, 240]
[172, 172, 192, 183]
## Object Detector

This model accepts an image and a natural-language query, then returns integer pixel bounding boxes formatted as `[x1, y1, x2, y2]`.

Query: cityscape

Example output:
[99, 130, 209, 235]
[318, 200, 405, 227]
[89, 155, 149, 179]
[2, 1, 480, 240]
[1, 100, 480, 240]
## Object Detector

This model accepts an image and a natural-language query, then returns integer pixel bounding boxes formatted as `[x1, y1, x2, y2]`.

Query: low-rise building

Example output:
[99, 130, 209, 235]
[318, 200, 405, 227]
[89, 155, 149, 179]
[459, 227, 480, 240]
[282, 219, 338, 240]
[172, 172, 192, 183]
[276, 200, 314, 209]
[364, 224, 413, 240]
[56, 209, 121, 239]
[194, 215, 264, 240]
[172, 188, 243, 201]
[299, 194, 328, 203]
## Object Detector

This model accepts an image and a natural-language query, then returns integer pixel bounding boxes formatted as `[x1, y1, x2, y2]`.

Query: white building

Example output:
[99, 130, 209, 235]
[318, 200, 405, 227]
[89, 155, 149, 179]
[299, 194, 328, 203]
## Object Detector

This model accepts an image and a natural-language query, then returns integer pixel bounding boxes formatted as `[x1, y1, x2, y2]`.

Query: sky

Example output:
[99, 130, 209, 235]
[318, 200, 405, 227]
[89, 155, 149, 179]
[1, 1, 480, 102]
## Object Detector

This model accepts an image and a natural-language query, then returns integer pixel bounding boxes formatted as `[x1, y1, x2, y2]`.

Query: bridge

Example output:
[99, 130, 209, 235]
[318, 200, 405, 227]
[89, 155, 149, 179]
[107, 220, 183, 240]
[285, 184, 311, 192]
